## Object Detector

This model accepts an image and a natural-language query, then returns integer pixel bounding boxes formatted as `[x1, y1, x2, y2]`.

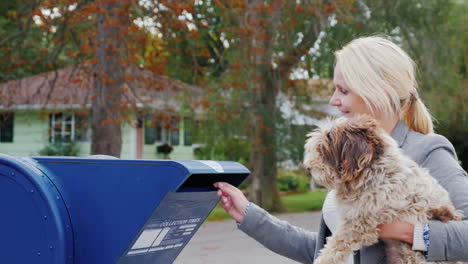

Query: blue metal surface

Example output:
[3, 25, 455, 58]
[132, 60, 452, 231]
[0, 154, 249, 264]
[0, 154, 74, 264]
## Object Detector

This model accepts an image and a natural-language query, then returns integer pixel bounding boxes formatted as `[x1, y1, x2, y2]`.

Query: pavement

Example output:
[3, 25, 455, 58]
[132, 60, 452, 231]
[174, 211, 322, 264]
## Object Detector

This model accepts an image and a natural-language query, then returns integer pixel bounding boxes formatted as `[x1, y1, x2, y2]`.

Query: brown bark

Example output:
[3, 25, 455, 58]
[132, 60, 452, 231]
[245, 0, 330, 212]
[248, 73, 284, 212]
[91, 0, 128, 157]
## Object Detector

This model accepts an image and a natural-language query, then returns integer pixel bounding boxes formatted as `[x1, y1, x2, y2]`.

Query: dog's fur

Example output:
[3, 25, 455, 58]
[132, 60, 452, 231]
[303, 115, 465, 264]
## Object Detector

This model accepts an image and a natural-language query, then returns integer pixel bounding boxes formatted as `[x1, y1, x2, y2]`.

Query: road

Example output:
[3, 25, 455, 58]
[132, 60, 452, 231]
[175, 211, 322, 264]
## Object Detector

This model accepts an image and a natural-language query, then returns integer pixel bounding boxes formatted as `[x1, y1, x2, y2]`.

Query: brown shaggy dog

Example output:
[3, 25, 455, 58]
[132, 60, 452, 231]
[303, 115, 465, 264]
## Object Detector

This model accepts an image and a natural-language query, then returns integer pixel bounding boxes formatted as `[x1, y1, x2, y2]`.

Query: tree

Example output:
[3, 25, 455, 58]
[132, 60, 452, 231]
[90, 0, 130, 156]
[0, 0, 175, 157]
[0, 0, 59, 81]
[154, 0, 354, 211]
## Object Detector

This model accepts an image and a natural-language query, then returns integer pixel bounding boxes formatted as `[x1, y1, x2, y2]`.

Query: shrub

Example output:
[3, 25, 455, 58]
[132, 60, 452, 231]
[277, 172, 309, 192]
[193, 136, 250, 165]
[39, 140, 80, 156]
[156, 143, 173, 159]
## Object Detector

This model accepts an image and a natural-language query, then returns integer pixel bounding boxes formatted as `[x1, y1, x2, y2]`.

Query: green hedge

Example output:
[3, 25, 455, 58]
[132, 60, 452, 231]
[38, 140, 80, 156]
[277, 171, 310, 192]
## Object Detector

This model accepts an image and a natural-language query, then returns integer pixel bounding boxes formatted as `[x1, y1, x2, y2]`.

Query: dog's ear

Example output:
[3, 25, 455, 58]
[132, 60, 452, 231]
[319, 115, 384, 182]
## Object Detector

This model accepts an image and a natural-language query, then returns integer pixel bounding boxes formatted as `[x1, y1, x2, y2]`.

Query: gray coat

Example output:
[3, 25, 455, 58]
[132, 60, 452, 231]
[239, 120, 468, 263]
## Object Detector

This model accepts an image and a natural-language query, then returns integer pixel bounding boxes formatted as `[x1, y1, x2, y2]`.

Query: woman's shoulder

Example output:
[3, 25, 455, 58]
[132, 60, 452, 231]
[402, 130, 457, 163]
[407, 130, 454, 148]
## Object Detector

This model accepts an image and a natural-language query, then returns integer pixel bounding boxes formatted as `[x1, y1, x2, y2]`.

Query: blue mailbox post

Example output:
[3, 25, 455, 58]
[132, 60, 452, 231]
[0, 154, 249, 264]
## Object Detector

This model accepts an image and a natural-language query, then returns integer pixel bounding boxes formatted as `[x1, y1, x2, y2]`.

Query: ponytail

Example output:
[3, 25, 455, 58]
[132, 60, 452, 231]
[401, 94, 434, 134]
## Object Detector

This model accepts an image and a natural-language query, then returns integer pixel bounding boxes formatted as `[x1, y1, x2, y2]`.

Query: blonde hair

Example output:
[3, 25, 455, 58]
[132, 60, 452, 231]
[334, 36, 434, 134]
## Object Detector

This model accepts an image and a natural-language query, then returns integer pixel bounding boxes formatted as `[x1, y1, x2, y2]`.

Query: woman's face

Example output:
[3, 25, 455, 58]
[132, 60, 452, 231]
[329, 64, 373, 118]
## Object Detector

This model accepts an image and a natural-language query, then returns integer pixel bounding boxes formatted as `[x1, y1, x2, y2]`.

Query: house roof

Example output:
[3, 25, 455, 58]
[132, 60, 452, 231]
[0, 65, 202, 111]
[279, 93, 339, 126]
[306, 78, 335, 98]
[279, 78, 338, 126]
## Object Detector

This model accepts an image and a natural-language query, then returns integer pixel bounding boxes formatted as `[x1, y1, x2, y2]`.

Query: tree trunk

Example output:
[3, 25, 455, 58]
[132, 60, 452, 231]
[91, 0, 127, 157]
[243, 0, 284, 212]
[248, 73, 284, 212]
[244, 2, 327, 210]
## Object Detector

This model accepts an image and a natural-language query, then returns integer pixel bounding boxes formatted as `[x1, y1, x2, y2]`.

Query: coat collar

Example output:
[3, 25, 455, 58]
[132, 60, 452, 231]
[390, 120, 409, 147]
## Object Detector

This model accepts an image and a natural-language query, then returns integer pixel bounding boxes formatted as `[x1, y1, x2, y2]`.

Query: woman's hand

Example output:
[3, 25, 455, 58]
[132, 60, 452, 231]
[378, 219, 414, 244]
[213, 182, 249, 223]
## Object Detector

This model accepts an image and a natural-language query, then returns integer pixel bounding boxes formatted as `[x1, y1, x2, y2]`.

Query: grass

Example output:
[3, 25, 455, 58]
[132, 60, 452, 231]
[281, 189, 327, 213]
[206, 189, 327, 221]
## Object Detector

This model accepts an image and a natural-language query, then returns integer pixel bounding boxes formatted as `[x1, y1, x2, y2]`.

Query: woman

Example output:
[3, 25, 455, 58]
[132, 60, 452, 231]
[214, 36, 468, 263]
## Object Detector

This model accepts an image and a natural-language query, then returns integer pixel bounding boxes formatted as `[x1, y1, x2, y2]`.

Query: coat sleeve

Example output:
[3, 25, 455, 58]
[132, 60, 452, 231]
[238, 203, 318, 264]
[420, 135, 468, 261]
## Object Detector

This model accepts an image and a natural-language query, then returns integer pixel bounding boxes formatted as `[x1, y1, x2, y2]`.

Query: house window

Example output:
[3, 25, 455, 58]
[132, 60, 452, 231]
[144, 116, 180, 146]
[144, 121, 163, 145]
[49, 113, 90, 143]
[0, 113, 14, 143]
[184, 117, 192, 146]
[144, 124, 155, 144]
[170, 119, 179, 146]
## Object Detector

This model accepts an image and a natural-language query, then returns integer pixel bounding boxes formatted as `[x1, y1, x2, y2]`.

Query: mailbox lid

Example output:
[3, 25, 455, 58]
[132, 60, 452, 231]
[0, 154, 73, 264]
[175, 160, 250, 174]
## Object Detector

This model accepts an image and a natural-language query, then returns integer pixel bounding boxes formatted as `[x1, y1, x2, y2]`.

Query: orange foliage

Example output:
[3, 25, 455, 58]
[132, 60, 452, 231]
[255, 3, 273, 14]
[80, 43, 90, 51]
[200, 100, 210, 108]
[85, 58, 98, 65]
[229, 0, 245, 10]
[124, 75, 135, 82]
[216, 114, 227, 123]
[71, 78, 82, 84]
[323, 3, 336, 14]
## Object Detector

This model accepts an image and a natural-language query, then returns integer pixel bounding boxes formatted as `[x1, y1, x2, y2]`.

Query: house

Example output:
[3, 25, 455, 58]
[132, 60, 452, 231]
[280, 78, 339, 126]
[277, 78, 339, 170]
[0, 65, 202, 160]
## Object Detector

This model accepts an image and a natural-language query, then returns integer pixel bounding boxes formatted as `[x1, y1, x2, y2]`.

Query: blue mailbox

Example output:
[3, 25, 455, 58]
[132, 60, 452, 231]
[0, 154, 249, 264]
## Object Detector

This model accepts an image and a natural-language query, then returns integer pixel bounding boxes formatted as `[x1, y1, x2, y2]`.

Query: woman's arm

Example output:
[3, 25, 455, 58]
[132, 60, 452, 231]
[215, 182, 318, 264]
[378, 135, 468, 261]
[422, 146, 468, 261]
[240, 203, 318, 263]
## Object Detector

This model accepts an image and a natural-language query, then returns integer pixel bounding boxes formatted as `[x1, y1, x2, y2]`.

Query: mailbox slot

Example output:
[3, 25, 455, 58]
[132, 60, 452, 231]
[177, 173, 248, 192]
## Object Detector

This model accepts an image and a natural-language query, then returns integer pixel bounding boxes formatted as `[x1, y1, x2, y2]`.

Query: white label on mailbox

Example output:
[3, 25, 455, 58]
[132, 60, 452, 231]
[127, 217, 202, 256]
[199, 160, 224, 172]
[151, 227, 170, 247]
[131, 228, 163, 250]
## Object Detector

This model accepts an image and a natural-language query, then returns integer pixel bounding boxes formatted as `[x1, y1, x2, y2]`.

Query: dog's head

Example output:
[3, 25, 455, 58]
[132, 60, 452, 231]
[303, 115, 387, 189]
